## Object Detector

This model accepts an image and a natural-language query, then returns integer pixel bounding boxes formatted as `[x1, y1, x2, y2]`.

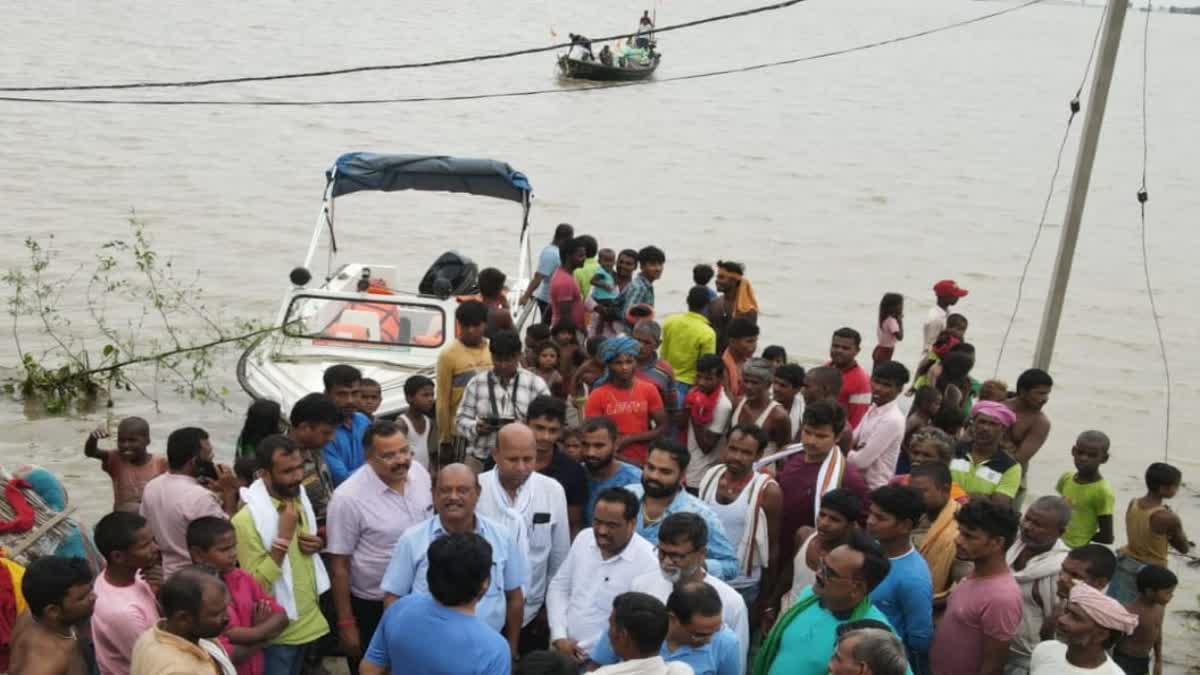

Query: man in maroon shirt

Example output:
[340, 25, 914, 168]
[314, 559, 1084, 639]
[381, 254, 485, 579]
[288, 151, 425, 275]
[550, 237, 588, 328]
[774, 400, 870, 572]
[826, 327, 872, 430]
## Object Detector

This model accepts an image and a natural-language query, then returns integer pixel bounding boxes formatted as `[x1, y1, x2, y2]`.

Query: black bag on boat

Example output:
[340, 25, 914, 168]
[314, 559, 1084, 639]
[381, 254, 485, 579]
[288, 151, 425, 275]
[418, 251, 479, 297]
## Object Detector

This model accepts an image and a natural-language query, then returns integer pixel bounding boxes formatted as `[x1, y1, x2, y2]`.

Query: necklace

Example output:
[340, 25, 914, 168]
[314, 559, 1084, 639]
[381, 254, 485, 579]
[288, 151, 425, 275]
[34, 618, 77, 641]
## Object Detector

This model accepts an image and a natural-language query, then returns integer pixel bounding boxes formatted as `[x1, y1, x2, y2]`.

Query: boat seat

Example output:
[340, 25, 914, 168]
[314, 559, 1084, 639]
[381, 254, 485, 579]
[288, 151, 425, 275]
[321, 322, 369, 341]
[337, 310, 383, 341]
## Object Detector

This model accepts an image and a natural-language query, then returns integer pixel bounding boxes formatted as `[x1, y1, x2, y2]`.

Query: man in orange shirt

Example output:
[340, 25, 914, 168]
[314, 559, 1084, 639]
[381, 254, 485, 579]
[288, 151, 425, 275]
[584, 336, 668, 467]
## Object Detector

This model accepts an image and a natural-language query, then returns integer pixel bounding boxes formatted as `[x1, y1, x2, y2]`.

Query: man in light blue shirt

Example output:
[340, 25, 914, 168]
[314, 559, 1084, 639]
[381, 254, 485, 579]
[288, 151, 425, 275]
[520, 223, 574, 325]
[866, 485, 933, 672]
[380, 464, 528, 659]
[625, 443, 739, 581]
[582, 417, 643, 527]
[589, 581, 742, 675]
[362, 532, 511, 675]
[322, 364, 373, 485]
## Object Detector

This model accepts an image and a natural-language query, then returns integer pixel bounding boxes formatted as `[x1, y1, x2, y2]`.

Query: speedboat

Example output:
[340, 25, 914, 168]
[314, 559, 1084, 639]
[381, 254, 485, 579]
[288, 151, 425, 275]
[237, 152, 535, 417]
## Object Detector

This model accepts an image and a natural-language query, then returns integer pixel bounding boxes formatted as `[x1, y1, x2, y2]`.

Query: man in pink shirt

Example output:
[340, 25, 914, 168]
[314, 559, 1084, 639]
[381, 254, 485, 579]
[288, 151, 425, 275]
[92, 511, 161, 675]
[550, 237, 588, 328]
[826, 328, 872, 430]
[848, 361, 910, 490]
[140, 427, 239, 578]
[930, 499, 1023, 675]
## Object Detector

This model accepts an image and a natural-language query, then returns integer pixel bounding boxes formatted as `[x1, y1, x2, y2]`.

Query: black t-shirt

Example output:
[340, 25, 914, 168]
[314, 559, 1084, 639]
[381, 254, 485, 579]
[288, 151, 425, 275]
[539, 449, 587, 508]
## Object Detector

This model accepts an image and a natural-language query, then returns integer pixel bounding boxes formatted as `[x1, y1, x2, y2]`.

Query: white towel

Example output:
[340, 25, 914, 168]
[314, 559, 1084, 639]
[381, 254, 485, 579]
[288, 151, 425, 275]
[479, 469, 530, 560]
[241, 478, 331, 620]
[698, 465, 772, 578]
[200, 637, 237, 675]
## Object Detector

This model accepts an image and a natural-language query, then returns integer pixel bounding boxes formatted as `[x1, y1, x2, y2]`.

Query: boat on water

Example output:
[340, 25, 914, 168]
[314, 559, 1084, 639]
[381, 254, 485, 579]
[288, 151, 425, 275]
[237, 152, 535, 417]
[557, 30, 661, 82]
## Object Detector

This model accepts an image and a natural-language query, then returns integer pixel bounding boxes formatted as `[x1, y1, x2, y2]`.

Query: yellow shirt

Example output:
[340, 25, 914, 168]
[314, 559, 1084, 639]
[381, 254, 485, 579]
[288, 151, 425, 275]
[435, 338, 492, 440]
[660, 311, 716, 385]
[130, 622, 229, 675]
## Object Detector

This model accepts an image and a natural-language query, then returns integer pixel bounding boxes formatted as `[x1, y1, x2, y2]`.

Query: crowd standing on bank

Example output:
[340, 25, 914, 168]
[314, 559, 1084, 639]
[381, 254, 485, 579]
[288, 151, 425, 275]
[0, 224, 1189, 675]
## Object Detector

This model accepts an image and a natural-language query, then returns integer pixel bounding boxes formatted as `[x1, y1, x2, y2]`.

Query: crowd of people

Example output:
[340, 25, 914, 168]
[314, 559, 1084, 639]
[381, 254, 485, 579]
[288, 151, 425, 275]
[0, 222, 1190, 675]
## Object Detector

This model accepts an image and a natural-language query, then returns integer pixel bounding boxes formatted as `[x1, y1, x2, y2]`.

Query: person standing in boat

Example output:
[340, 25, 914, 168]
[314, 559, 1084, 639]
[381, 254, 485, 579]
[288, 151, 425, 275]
[636, 11, 654, 48]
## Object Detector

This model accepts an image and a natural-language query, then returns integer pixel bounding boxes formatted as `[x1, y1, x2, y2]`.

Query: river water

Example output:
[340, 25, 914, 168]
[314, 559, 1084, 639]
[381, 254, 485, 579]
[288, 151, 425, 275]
[2, 0, 1198, 667]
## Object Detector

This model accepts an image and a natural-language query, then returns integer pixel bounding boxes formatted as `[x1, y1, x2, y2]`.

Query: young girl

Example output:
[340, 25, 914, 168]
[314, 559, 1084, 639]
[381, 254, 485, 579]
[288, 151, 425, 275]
[873, 292, 904, 368]
[235, 399, 284, 459]
[533, 342, 565, 398]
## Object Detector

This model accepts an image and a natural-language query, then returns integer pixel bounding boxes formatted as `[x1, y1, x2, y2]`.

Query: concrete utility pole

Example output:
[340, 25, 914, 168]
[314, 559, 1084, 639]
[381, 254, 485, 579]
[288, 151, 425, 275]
[1032, 0, 1129, 370]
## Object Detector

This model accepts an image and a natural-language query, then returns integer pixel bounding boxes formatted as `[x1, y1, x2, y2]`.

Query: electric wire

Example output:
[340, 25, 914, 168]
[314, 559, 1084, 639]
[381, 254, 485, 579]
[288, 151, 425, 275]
[992, 0, 1107, 376]
[0, 0, 1049, 107]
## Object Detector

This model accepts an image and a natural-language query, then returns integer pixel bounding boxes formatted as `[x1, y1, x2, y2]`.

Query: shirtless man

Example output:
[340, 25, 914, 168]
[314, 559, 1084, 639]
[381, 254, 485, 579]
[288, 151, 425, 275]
[9, 557, 96, 675]
[733, 358, 792, 453]
[1003, 368, 1053, 508]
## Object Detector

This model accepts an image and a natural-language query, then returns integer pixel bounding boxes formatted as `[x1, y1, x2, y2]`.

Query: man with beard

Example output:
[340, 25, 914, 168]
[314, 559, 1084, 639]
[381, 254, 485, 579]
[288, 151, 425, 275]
[129, 567, 236, 675]
[529, 395, 588, 537]
[381, 464, 529, 660]
[627, 513, 750, 662]
[141, 427, 238, 578]
[826, 328, 872, 431]
[581, 417, 643, 527]
[233, 434, 330, 675]
[321, 364, 373, 487]
[1004, 496, 1071, 674]
[479, 424, 571, 656]
[950, 401, 1022, 507]
[929, 500, 1022, 675]
[9, 557, 96, 675]
[1029, 583, 1137, 674]
[286, 393, 344, 528]
[1002, 369, 1053, 509]
[547, 488, 658, 664]
[625, 442, 739, 581]
[326, 421, 433, 672]
[753, 531, 895, 675]
[708, 261, 759, 354]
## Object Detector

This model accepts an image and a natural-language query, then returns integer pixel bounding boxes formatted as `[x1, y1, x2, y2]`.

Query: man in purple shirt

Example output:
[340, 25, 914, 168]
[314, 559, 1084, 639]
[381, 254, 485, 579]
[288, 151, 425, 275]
[326, 420, 433, 674]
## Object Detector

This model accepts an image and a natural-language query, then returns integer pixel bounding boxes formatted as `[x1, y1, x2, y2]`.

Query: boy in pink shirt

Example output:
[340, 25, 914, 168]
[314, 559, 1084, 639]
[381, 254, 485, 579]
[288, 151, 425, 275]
[92, 511, 161, 675]
[188, 517, 288, 675]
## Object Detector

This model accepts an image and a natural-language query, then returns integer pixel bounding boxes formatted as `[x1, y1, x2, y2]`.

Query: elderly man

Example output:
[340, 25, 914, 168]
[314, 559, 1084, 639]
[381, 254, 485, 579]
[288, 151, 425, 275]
[1029, 583, 1138, 674]
[129, 567, 236, 675]
[732, 359, 792, 454]
[380, 464, 528, 659]
[907, 464, 970, 606]
[1004, 496, 1072, 674]
[754, 531, 895, 675]
[584, 335, 668, 467]
[950, 401, 1022, 507]
[827, 625, 910, 675]
[547, 488, 658, 664]
[326, 421, 433, 672]
[478, 423, 571, 655]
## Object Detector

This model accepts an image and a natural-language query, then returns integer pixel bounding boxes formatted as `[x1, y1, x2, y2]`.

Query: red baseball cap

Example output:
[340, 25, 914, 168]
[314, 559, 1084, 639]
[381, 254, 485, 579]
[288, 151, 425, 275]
[932, 279, 968, 297]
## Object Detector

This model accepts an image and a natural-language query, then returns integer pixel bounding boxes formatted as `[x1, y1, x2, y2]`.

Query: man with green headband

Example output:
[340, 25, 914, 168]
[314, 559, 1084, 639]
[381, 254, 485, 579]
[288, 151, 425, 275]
[753, 530, 897, 675]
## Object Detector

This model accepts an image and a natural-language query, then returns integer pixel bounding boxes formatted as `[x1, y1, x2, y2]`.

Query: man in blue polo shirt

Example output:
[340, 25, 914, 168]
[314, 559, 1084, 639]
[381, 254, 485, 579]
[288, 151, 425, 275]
[589, 581, 741, 675]
[380, 463, 528, 659]
[322, 364, 372, 486]
[361, 532, 511, 675]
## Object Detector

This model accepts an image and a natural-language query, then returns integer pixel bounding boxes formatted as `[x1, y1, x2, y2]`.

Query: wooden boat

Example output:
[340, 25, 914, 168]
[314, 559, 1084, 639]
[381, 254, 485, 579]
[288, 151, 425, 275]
[558, 33, 661, 82]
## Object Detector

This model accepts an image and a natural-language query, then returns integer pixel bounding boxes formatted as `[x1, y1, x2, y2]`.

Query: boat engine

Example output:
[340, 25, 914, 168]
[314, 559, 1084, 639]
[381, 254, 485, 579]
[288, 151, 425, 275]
[418, 251, 479, 298]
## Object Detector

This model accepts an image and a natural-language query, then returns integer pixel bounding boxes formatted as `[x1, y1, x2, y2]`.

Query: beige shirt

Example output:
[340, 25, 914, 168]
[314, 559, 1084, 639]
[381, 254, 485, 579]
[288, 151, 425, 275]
[130, 622, 235, 675]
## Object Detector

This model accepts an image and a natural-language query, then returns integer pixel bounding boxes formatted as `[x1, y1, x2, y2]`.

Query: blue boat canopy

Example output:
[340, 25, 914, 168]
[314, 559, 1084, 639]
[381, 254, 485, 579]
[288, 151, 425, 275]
[327, 152, 531, 203]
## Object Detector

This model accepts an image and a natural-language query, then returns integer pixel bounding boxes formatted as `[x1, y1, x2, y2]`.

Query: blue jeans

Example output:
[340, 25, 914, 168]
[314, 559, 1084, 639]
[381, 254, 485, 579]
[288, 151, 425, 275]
[675, 381, 692, 403]
[263, 644, 308, 675]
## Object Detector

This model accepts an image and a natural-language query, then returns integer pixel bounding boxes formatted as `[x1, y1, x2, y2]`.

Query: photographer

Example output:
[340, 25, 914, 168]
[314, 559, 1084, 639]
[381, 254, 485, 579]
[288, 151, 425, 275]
[456, 330, 551, 473]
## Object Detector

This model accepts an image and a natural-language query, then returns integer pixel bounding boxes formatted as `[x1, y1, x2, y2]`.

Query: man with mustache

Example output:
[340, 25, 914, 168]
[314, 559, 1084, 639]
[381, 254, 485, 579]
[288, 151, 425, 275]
[326, 421, 433, 672]
[232, 434, 331, 675]
[129, 567, 236, 675]
[625, 442, 739, 581]
[321, 364, 373, 487]
[1004, 496, 1071, 674]
[141, 427, 238, 578]
[580, 417, 643, 527]
[380, 463, 529, 661]
[950, 401, 1022, 508]
[478, 423, 571, 656]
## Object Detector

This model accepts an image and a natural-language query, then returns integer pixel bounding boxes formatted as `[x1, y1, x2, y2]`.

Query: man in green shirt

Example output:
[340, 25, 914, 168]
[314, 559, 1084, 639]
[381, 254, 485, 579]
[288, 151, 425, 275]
[661, 287, 718, 401]
[754, 531, 896, 675]
[949, 401, 1022, 508]
[233, 434, 330, 675]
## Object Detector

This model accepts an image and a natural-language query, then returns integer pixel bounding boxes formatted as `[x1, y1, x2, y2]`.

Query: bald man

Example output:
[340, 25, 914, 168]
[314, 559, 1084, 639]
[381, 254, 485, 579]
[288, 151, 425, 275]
[381, 463, 530, 659]
[478, 424, 571, 655]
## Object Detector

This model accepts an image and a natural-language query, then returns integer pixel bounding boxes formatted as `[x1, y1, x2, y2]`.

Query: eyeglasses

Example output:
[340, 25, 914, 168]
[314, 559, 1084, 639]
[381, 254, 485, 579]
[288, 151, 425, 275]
[657, 547, 697, 564]
[819, 558, 859, 584]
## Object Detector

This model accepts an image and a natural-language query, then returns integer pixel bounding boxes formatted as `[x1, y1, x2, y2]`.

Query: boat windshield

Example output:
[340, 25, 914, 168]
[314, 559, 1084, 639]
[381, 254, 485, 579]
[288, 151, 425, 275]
[283, 294, 447, 349]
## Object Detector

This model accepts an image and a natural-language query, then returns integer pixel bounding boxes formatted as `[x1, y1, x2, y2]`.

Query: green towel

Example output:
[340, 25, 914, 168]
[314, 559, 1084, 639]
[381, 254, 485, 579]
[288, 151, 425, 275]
[751, 594, 872, 675]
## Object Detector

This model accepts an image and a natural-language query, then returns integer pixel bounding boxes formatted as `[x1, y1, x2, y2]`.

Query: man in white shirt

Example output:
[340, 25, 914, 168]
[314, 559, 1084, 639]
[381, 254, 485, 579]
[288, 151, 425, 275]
[478, 423, 571, 656]
[630, 512, 749, 664]
[922, 280, 967, 353]
[847, 361, 910, 490]
[1029, 582, 1138, 675]
[547, 487, 658, 666]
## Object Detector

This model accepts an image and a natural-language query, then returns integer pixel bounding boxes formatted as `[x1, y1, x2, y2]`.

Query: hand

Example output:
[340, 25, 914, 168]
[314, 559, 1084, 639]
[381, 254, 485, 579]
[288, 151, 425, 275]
[338, 623, 362, 662]
[252, 599, 274, 626]
[277, 500, 300, 542]
[298, 533, 324, 555]
[476, 419, 496, 435]
[552, 638, 588, 664]
[215, 463, 240, 494]
[760, 605, 779, 632]
[141, 564, 164, 594]
[89, 427, 109, 441]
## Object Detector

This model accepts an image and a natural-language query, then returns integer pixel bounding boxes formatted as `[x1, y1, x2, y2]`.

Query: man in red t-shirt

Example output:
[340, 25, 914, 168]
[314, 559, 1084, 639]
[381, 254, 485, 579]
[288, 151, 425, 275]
[584, 335, 668, 466]
[826, 327, 872, 430]
[549, 237, 588, 328]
